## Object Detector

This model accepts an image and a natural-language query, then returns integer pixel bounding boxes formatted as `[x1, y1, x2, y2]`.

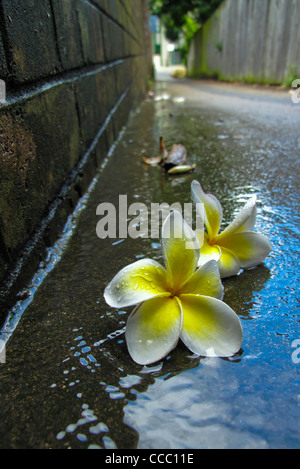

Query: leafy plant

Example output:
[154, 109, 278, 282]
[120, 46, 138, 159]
[149, 0, 223, 42]
[215, 40, 223, 53]
[281, 64, 299, 88]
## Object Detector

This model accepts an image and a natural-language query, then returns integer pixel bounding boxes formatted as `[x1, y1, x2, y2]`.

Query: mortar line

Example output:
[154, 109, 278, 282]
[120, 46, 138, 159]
[0, 1, 14, 77]
[0, 54, 144, 108]
[86, 0, 143, 49]
[49, 0, 64, 70]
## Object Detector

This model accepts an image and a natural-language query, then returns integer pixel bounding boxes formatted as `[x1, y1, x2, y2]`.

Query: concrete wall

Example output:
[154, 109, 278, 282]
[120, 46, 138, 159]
[187, 0, 300, 85]
[0, 0, 151, 310]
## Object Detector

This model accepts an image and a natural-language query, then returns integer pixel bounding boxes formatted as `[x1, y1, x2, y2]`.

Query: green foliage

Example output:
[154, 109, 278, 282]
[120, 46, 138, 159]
[215, 40, 223, 53]
[281, 64, 299, 88]
[179, 14, 200, 63]
[149, 0, 223, 42]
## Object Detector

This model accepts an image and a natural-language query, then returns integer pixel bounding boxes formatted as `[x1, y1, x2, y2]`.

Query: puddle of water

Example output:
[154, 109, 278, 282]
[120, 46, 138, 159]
[0, 82, 299, 449]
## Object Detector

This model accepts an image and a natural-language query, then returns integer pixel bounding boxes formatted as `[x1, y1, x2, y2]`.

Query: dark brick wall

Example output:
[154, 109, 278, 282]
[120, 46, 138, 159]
[0, 0, 152, 313]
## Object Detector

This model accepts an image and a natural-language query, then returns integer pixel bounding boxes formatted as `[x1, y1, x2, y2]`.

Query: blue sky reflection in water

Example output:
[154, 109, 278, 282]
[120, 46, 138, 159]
[123, 188, 299, 449]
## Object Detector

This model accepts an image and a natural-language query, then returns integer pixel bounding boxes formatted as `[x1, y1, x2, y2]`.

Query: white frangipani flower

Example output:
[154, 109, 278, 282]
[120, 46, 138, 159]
[104, 211, 242, 365]
[191, 180, 272, 278]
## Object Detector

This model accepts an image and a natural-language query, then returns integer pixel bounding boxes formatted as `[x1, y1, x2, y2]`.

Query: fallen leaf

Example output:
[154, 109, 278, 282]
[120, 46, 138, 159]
[168, 164, 196, 175]
[163, 143, 187, 167]
[143, 137, 187, 171]
[143, 156, 162, 166]
[159, 136, 168, 161]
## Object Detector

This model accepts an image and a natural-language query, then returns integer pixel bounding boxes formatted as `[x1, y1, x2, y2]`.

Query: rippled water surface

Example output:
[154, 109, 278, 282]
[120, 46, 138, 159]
[0, 80, 299, 449]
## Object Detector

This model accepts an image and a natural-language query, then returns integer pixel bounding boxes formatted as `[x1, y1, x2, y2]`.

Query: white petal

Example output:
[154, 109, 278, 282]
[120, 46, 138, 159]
[104, 259, 169, 308]
[191, 180, 223, 240]
[218, 247, 241, 278]
[179, 260, 224, 300]
[180, 294, 243, 357]
[217, 231, 272, 269]
[162, 210, 199, 291]
[195, 231, 221, 267]
[195, 232, 241, 278]
[218, 196, 257, 240]
[125, 296, 182, 365]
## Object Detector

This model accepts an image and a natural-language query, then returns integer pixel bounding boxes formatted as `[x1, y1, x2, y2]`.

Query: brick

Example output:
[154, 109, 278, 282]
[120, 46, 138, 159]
[102, 0, 119, 22]
[23, 84, 81, 200]
[0, 108, 39, 256]
[105, 117, 116, 151]
[91, 0, 109, 13]
[77, 1, 105, 65]
[0, 35, 8, 81]
[75, 66, 117, 149]
[51, 0, 84, 70]
[1, 0, 61, 84]
[113, 59, 133, 97]
[117, 1, 130, 31]
[94, 128, 109, 166]
[0, 230, 8, 284]
[104, 65, 118, 111]
[112, 89, 132, 137]
[102, 15, 125, 61]
[0, 255, 7, 284]
[0, 83, 81, 256]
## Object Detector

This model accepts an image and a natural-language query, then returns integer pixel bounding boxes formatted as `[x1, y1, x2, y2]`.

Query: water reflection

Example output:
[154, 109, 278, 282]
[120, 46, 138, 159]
[71, 258, 269, 449]
[223, 265, 271, 320]
[123, 360, 270, 449]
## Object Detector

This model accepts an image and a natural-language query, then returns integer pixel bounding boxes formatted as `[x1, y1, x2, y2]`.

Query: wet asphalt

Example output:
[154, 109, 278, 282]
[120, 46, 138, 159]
[0, 72, 299, 449]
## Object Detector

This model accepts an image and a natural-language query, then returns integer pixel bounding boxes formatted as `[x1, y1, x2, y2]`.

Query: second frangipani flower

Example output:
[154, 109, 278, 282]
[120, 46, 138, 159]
[104, 211, 242, 365]
[191, 180, 272, 278]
